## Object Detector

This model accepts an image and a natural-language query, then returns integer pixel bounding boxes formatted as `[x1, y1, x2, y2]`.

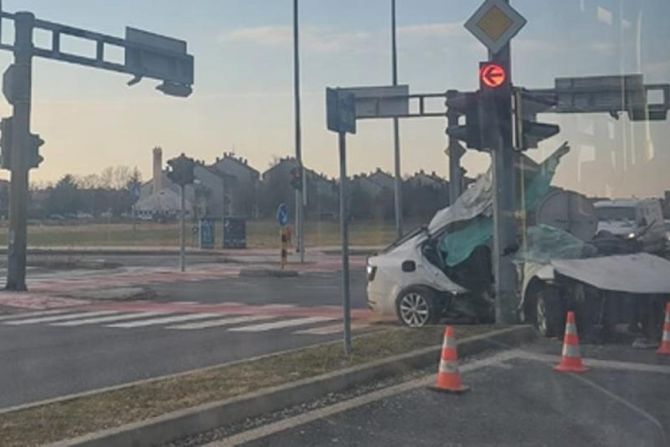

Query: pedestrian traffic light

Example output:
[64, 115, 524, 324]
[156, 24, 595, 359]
[290, 167, 302, 190]
[445, 90, 486, 150]
[167, 153, 196, 186]
[0, 117, 13, 170]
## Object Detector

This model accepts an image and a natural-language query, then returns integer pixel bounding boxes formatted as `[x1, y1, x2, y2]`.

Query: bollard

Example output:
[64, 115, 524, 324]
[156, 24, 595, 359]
[280, 226, 290, 269]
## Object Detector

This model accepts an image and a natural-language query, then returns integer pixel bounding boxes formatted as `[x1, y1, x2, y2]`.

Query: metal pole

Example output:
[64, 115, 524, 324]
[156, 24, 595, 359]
[6, 12, 34, 291]
[293, 0, 305, 263]
[221, 176, 225, 248]
[179, 184, 186, 272]
[338, 131, 352, 356]
[391, 0, 403, 237]
[446, 90, 465, 204]
[490, 34, 518, 325]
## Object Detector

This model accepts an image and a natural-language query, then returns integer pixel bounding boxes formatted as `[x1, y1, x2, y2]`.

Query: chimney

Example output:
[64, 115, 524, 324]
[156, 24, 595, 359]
[153, 147, 162, 193]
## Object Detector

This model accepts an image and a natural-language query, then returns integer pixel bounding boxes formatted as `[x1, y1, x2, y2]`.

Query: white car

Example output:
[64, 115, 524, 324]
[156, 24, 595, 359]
[366, 226, 469, 327]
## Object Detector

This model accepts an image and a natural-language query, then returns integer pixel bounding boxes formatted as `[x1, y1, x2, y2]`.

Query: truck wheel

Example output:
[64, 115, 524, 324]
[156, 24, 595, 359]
[396, 287, 438, 327]
[533, 286, 565, 338]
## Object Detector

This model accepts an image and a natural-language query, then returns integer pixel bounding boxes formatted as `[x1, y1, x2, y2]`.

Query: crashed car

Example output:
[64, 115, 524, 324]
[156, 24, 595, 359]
[366, 143, 670, 340]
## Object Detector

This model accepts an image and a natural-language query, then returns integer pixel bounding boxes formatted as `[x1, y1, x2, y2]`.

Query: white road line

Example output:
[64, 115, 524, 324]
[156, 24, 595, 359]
[517, 351, 670, 375]
[3, 310, 119, 325]
[566, 372, 667, 444]
[51, 312, 170, 327]
[295, 322, 370, 335]
[258, 304, 296, 308]
[230, 316, 335, 333]
[0, 309, 69, 322]
[106, 313, 223, 328]
[167, 315, 276, 330]
[206, 351, 517, 447]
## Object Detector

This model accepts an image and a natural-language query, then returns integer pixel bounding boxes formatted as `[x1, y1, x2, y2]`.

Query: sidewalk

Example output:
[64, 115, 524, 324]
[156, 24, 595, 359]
[0, 246, 381, 263]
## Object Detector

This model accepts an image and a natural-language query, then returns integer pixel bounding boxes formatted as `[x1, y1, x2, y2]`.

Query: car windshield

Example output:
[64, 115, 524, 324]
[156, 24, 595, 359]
[1, 1, 669, 446]
[596, 206, 636, 221]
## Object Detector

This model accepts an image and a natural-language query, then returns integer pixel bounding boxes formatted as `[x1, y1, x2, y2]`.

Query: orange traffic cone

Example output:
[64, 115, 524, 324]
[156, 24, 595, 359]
[657, 302, 670, 355]
[554, 311, 588, 373]
[428, 326, 470, 394]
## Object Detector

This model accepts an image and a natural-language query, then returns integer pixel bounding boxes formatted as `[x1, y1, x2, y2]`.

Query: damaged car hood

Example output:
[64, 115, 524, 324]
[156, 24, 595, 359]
[551, 253, 670, 294]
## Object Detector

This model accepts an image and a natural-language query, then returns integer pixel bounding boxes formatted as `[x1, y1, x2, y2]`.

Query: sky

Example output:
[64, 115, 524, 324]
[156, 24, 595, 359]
[0, 0, 668, 197]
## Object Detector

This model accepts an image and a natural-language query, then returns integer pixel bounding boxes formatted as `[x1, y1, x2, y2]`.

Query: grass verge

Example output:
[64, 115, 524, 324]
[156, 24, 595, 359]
[0, 325, 492, 447]
[0, 219, 423, 249]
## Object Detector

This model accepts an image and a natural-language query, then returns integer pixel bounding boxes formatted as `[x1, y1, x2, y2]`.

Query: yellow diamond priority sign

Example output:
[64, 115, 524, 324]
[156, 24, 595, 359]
[465, 0, 527, 54]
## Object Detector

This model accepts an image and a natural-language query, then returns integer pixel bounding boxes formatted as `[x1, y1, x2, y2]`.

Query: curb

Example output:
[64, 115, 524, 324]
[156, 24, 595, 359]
[239, 268, 300, 278]
[51, 325, 536, 447]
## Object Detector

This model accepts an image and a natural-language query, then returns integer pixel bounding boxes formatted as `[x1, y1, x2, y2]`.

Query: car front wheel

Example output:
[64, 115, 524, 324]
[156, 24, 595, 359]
[396, 287, 438, 327]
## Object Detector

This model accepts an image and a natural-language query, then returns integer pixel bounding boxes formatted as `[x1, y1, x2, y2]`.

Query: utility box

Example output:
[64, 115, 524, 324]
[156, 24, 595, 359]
[223, 217, 246, 249]
[199, 218, 215, 249]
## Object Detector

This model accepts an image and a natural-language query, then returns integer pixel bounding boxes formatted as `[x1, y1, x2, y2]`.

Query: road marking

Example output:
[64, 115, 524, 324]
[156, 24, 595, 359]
[295, 322, 370, 335]
[51, 312, 170, 327]
[0, 309, 69, 321]
[206, 351, 517, 447]
[258, 304, 296, 308]
[106, 313, 222, 328]
[167, 315, 276, 330]
[517, 351, 670, 375]
[3, 310, 119, 325]
[566, 370, 667, 445]
[229, 316, 337, 332]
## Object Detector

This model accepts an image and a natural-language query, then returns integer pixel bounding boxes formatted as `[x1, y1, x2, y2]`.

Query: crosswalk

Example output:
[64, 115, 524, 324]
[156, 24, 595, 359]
[0, 305, 373, 337]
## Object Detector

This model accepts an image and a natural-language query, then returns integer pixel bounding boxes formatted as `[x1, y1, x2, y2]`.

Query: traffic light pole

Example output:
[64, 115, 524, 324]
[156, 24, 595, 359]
[338, 131, 352, 356]
[490, 42, 518, 325]
[179, 184, 186, 272]
[6, 12, 34, 291]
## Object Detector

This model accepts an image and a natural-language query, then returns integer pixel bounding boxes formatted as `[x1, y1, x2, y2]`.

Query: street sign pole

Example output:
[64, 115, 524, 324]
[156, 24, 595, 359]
[6, 12, 34, 291]
[327, 88, 355, 356]
[338, 130, 352, 356]
[490, 40, 518, 325]
[179, 184, 186, 272]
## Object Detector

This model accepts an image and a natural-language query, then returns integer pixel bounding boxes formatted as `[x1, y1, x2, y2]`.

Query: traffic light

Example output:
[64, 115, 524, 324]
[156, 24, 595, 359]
[27, 133, 44, 169]
[478, 61, 513, 150]
[513, 88, 560, 150]
[445, 90, 485, 150]
[290, 167, 303, 190]
[166, 153, 196, 186]
[0, 118, 45, 170]
[0, 117, 13, 170]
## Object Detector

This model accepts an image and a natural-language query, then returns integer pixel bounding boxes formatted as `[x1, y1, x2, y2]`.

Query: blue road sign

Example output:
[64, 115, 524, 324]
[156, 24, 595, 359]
[276, 203, 289, 227]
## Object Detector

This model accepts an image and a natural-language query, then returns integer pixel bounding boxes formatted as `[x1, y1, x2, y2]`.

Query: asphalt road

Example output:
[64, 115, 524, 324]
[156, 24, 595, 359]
[231, 339, 670, 447]
[0, 269, 369, 409]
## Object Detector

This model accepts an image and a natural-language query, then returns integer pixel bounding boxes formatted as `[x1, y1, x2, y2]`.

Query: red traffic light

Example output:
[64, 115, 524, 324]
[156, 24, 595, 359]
[479, 63, 506, 89]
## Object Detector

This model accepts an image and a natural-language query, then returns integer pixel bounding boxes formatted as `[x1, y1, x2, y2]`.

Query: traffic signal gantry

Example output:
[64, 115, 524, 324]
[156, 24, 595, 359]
[0, 5, 194, 290]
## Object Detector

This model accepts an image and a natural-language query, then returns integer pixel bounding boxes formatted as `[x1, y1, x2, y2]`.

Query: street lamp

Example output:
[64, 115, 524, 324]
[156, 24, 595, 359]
[391, 0, 403, 238]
